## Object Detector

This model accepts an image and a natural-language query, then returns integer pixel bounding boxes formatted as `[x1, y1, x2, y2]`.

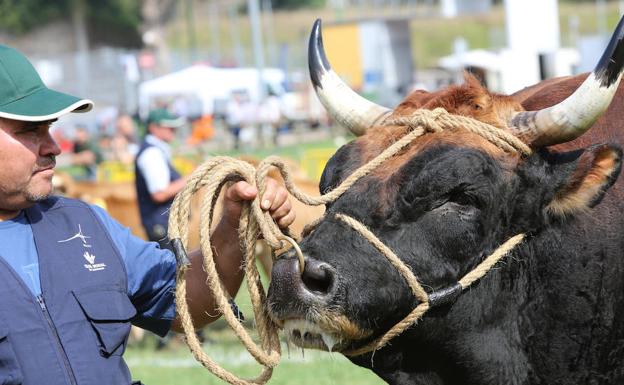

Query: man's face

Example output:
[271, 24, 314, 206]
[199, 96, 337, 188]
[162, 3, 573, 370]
[0, 118, 60, 211]
[151, 123, 176, 143]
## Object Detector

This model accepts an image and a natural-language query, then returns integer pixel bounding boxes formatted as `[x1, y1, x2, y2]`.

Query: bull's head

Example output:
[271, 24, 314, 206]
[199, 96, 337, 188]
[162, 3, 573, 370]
[267, 17, 624, 382]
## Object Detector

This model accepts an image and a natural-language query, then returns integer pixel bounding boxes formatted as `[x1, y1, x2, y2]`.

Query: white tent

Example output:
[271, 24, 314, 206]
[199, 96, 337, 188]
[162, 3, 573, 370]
[138, 64, 286, 118]
[439, 49, 502, 72]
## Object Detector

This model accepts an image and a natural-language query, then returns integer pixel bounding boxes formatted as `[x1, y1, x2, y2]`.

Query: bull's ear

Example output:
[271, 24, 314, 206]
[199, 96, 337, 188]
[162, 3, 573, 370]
[547, 144, 622, 216]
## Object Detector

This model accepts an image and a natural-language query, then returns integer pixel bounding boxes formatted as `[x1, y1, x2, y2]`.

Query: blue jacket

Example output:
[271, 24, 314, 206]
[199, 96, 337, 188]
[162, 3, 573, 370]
[0, 197, 136, 385]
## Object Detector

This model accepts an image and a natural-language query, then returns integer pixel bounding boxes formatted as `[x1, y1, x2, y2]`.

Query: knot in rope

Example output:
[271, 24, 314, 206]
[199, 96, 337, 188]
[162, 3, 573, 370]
[384, 107, 533, 156]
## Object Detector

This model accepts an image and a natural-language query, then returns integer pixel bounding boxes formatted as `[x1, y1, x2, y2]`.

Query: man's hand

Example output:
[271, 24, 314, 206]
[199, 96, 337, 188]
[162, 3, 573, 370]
[221, 179, 296, 230]
[173, 179, 295, 331]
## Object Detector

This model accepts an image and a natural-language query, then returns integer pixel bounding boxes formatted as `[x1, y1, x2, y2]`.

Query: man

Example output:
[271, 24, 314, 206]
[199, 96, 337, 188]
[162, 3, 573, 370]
[0, 45, 295, 385]
[71, 125, 102, 180]
[134, 108, 186, 249]
[225, 90, 248, 150]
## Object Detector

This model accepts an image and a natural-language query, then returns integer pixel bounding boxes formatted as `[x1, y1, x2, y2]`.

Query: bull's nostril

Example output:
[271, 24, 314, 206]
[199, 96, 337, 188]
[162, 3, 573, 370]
[301, 259, 334, 296]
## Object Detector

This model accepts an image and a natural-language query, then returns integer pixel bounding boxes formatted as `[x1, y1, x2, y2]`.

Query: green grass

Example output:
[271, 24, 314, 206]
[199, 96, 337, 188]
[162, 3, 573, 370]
[220, 137, 341, 162]
[125, 285, 382, 385]
[125, 334, 383, 385]
[126, 275, 382, 385]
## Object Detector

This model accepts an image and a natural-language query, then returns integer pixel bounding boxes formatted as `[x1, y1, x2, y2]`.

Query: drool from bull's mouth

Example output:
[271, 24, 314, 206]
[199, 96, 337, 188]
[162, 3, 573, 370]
[283, 319, 342, 352]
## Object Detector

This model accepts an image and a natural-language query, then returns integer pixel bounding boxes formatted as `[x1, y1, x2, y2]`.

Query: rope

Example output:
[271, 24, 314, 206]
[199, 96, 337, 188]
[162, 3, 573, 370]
[167, 108, 529, 384]
[335, 214, 525, 356]
[384, 108, 532, 156]
[168, 158, 280, 385]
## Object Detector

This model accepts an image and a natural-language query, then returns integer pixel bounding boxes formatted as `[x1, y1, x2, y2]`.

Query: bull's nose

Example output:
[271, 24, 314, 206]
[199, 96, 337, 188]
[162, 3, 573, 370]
[269, 253, 336, 301]
[301, 258, 335, 296]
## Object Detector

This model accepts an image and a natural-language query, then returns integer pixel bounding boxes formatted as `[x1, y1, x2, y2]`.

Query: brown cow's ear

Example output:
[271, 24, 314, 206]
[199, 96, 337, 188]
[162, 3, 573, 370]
[547, 144, 622, 216]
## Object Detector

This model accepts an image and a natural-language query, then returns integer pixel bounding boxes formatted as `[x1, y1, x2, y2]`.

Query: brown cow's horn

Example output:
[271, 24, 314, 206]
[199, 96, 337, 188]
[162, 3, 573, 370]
[308, 19, 391, 136]
[510, 15, 624, 147]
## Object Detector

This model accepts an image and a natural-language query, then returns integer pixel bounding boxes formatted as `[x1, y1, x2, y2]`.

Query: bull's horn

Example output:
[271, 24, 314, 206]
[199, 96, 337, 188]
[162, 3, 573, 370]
[510, 16, 624, 147]
[309, 19, 391, 136]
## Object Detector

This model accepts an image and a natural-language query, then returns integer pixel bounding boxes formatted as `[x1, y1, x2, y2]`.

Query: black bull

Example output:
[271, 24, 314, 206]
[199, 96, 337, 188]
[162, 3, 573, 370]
[266, 17, 624, 385]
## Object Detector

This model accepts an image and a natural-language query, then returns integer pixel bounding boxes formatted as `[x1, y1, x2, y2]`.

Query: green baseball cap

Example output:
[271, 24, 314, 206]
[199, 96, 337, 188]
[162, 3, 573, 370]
[147, 108, 185, 128]
[0, 45, 93, 121]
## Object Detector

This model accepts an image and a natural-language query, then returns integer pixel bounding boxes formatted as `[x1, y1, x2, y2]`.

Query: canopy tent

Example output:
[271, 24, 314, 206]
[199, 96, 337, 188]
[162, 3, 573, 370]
[438, 49, 502, 72]
[138, 64, 286, 118]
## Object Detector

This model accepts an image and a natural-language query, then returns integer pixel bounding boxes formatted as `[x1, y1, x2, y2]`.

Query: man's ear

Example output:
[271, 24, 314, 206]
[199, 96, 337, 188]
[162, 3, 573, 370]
[547, 144, 622, 216]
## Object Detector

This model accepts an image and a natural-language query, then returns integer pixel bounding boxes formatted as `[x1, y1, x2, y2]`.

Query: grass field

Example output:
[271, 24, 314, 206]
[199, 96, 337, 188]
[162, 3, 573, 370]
[126, 282, 384, 385]
[125, 333, 383, 385]
[126, 269, 383, 385]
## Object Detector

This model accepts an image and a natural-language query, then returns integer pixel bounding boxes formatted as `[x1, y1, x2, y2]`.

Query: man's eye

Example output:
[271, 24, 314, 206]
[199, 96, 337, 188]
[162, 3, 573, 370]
[18, 124, 46, 134]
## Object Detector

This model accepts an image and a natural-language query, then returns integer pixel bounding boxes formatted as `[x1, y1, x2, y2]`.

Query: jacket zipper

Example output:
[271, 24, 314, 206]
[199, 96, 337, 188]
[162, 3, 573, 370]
[36, 295, 78, 385]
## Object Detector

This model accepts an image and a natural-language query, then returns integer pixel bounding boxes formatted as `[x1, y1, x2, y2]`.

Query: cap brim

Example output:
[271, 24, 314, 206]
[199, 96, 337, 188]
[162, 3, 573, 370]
[0, 86, 93, 122]
[160, 117, 186, 128]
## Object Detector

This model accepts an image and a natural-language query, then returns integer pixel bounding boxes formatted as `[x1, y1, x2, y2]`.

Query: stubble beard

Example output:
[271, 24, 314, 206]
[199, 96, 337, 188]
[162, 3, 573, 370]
[27, 156, 56, 202]
[25, 188, 52, 203]
[25, 173, 55, 203]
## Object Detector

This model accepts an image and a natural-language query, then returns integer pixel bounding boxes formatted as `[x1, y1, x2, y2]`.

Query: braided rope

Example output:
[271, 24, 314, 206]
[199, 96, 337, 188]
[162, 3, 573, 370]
[384, 108, 532, 156]
[167, 109, 529, 383]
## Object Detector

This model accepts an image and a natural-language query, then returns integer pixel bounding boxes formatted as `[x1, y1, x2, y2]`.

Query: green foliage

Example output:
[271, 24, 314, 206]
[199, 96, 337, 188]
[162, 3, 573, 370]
[0, 0, 141, 46]
[271, 0, 325, 10]
[87, 0, 143, 47]
[0, 0, 66, 34]
[87, 0, 141, 29]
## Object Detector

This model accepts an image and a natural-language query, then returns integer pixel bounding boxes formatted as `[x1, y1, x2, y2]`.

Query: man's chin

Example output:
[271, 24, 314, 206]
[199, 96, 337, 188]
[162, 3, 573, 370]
[25, 185, 53, 203]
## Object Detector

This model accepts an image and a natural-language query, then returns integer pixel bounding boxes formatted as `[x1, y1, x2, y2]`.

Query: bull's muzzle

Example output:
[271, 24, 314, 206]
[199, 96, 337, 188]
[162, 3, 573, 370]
[268, 251, 337, 320]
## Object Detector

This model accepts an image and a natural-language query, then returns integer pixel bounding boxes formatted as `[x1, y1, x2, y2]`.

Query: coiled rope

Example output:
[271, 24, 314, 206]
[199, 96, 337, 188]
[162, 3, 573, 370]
[167, 108, 530, 384]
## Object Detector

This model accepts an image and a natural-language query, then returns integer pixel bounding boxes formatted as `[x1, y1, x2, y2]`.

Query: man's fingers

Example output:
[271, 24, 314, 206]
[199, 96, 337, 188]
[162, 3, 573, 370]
[277, 209, 296, 228]
[260, 179, 279, 210]
[269, 188, 289, 212]
[226, 181, 257, 202]
[224, 179, 295, 229]
[270, 199, 292, 221]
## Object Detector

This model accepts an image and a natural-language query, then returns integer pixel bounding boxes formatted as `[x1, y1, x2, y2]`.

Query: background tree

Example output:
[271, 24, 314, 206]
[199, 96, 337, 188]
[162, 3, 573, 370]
[0, 0, 142, 48]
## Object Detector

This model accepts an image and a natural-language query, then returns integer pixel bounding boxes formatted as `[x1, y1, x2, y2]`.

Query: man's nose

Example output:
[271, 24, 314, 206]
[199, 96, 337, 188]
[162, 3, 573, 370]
[41, 133, 61, 157]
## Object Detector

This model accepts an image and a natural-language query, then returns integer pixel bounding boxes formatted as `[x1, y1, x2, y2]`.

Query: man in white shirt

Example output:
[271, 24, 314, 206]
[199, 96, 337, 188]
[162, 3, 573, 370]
[134, 109, 188, 248]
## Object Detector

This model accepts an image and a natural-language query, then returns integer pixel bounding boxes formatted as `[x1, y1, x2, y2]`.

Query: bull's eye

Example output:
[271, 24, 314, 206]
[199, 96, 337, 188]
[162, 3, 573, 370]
[447, 191, 473, 207]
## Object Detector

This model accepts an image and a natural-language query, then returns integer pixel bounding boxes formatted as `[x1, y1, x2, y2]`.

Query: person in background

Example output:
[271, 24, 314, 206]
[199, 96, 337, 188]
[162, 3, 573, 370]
[0, 44, 295, 385]
[109, 113, 139, 165]
[134, 108, 190, 349]
[71, 125, 102, 181]
[258, 89, 284, 147]
[225, 90, 246, 150]
[116, 113, 140, 157]
[134, 108, 187, 250]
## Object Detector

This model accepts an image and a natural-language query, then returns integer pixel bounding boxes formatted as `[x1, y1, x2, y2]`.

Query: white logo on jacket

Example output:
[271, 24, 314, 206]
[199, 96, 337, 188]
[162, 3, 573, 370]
[58, 224, 106, 271]
[58, 224, 92, 248]
[83, 251, 106, 272]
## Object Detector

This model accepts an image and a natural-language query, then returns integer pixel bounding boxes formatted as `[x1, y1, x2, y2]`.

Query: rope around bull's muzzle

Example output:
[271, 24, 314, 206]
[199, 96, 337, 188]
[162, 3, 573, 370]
[167, 108, 530, 385]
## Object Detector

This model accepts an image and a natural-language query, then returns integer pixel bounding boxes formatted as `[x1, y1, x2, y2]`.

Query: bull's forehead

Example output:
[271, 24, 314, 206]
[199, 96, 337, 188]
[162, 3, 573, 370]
[325, 129, 517, 220]
[357, 127, 518, 180]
